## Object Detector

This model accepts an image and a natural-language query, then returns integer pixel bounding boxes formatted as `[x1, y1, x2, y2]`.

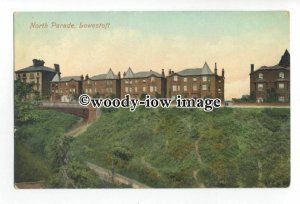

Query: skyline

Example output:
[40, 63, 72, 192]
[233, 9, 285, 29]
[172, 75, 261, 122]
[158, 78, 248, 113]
[14, 11, 289, 100]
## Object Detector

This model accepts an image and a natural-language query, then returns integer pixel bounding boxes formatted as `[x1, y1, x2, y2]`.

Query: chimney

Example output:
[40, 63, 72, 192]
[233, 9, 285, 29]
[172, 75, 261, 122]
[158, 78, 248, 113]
[85, 74, 89, 80]
[54, 64, 61, 78]
[251, 64, 254, 73]
[32, 59, 45, 67]
[214, 62, 217, 75]
[162, 69, 165, 77]
[118, 71, 121, 79]
[80, 75, 84, 81]
[222, 68, 225, 78]
[123, 72, 126, 78]
[172, 71, 174, 74]
[169, 69, 172, 75]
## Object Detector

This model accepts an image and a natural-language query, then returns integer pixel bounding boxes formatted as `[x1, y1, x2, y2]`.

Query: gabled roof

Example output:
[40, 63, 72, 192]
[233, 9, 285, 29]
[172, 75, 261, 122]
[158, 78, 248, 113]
[255, 64, 290, 72]
[60, 76, 82, 82]
[52, 73, 60, 82]
[125, 67, 134, 78]
[123, 67, 162, 79]
[175, 62, 214, 76]
[90, 69, 118, 80]
[15, 65, 56, 73]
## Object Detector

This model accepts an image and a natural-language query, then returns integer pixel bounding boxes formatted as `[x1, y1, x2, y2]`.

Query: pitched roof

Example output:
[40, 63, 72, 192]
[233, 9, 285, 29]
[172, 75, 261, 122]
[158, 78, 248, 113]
[90, 69, 118, 80]
[123, 67, 162, 79]
[255, 64, 290, 72]
[15, 65, 56, 73]
[51, 73, 60, 82]
[176, 62, 214, 76]
[60, 76, 82, 82]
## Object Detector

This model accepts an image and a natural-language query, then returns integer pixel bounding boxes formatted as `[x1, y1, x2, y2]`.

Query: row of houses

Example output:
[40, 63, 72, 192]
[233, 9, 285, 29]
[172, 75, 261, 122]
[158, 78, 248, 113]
[15, 60, 225, 102]
[15, 50, 290, 103]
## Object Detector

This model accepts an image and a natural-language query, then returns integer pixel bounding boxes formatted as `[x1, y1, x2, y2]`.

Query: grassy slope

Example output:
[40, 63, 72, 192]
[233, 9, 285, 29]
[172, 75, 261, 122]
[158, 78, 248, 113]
[71, 107, 290, 188]
[15, 109, 80, 182]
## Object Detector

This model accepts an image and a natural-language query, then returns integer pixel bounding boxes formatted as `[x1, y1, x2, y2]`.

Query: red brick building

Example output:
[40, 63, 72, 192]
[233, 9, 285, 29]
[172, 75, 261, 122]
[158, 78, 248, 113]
[83, 69, 121, 98]
[121, 67, 167, 98]
[15, 59, 59, 99]
[50, 74, 83, 102]
[166, 62, 225, 100]
[250, 50, 290, 103]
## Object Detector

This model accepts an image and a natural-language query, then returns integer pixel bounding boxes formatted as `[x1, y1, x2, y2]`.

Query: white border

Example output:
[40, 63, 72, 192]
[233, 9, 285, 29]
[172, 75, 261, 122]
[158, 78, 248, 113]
[1, 0, 299, 204]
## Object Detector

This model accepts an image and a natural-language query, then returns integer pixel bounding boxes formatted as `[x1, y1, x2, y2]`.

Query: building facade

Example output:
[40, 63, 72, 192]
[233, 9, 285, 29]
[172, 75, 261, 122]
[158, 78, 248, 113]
[15, 59, 59, 98]
[83, 69, 121, 98]
[250, 50, 290, 103]
[50, 75, 83, 102]
[166, 62, 225, 100]
[120, 67, 167, 98]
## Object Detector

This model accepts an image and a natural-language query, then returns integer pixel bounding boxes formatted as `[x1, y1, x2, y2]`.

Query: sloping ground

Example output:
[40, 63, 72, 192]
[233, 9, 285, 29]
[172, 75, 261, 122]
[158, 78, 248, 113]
[86, 162, 149, 188]
[71, 107, 290, 188]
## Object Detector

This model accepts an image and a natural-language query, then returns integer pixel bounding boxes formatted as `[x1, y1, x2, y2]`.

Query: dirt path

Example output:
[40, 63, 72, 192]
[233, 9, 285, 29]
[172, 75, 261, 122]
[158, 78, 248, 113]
[86, 162, 150, 188]
[193, 139, 205, 187]
[141, 156, 161, 177]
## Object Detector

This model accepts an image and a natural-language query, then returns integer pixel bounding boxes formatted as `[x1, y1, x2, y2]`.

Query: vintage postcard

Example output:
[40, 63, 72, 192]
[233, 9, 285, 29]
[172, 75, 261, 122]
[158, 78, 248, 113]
[14, 11, 290, 188]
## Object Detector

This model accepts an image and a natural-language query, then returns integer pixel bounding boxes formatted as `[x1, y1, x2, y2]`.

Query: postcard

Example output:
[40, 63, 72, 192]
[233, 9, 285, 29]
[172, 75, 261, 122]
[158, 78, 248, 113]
[14, 11, 290, 188]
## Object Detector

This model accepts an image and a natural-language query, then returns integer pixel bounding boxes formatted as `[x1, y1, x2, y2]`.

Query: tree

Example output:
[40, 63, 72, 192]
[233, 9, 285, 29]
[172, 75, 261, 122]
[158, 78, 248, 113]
[14, 79, 41, 124]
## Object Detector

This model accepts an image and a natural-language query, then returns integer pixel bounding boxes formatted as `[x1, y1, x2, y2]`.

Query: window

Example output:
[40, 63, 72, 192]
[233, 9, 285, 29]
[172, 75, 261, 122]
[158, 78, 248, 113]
[150, 86, 154, 92]
[154, 86, 157, 92]
[193, 85, 198, 91]
[258, 73, 263, 79]
[151, 77, 155, 82]
[174, 76, 178, 81]
[30, 73, 34, 79]
[218, 88, 222, 93]
[258, 83, 263, 91]
[193, 78, 197, 81]
[89, 88, 92, 93]
[178, 86, 180, 91]
[135, 86, 138, 92]
[172, 85, 177, 91]
[143, 86, 146, 92]
[183, 78, 187, 82]
[202, 84, 207, 91]
[87, 80, 90, 85]
[135, 80, 138, 84]
[85, 89, 88, 93]
[142, 79, 146, 83]
[94, 88, 97, 93]
[184, 85, 187, 91]
[125, 80, 129, 84]
[129, 87, 132, 92]
[125, 87, 128, 92]
[279, 83, 285, 89]
[129, 80, 133, 84]
[202, 76, 207, 82]
[94, 82, 97, 85]
[66, 82, 68, 86]
[279, 72, 285, 79]
[278, 96, 285, 102]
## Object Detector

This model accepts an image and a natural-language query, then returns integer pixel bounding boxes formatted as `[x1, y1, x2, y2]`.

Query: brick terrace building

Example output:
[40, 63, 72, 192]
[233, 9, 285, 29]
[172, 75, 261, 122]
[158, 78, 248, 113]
[50, 74, 83, 102]
[250, 50, 290, 103]
[166, 62, 225, 100]
[83, 69, 121, 98]
[121, 67, 167, 98]
[15, 59, 59, 98]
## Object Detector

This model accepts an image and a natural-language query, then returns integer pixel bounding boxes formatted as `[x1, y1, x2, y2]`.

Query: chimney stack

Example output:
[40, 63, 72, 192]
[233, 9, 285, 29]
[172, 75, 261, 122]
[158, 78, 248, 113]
[32, 59, 45, 67]
[169, 69, 172, 75]
[214, 62, 217, 75]
[222, 68, 225, 78]
[123, 72, 126, 78]
[118, 71, 121, 79]
[85, 74, 89, 80]
[251, 64, 254, 73]
[54, 64, 61, 77]
[80, 75, 84, 81]
[172, 71, 174, 74]
[162, 69, 165, 77]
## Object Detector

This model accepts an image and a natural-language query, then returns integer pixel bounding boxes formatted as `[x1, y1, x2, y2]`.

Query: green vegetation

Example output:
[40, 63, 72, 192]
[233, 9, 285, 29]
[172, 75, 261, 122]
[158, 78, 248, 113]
[71, 107, 290, 188]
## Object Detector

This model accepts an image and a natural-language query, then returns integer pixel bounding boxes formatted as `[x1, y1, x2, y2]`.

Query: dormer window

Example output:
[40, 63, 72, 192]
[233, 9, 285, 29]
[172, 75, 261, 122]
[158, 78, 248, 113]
[151, 77, 155, 82]
[279, 72, 284, 79]
[174, 75, 178, 81]
[258, 73, 263, 79]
